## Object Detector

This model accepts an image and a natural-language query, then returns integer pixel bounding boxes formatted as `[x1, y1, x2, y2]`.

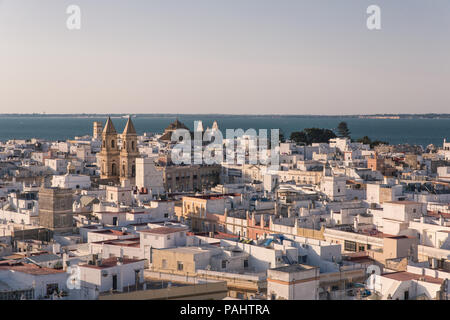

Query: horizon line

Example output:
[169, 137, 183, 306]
[1, 113, 450, 117]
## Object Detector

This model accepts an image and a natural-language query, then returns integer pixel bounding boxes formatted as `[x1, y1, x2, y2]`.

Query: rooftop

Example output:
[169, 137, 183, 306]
[79, 257, 144, 269]
[382, 271, 444, 284]
[270, 264, 317, 273]
[139, 226, 187, 235]
[0, 263, 65, 275]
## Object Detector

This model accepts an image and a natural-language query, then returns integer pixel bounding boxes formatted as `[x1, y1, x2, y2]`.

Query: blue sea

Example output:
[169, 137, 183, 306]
[0, 115, 448, 147]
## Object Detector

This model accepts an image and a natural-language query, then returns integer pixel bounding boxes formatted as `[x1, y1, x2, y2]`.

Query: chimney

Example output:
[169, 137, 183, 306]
[353, 218, 359, 231]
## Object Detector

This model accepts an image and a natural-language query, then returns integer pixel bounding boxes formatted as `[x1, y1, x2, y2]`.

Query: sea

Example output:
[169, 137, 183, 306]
[0, 115, 448, 148]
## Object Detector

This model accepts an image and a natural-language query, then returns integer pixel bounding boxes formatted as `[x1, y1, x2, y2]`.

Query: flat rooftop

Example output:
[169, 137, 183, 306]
[161, 246, 217, 254]
[270, 264, 317, 273]
[382, 271, 444, 285]
[139, 226, 188, 235]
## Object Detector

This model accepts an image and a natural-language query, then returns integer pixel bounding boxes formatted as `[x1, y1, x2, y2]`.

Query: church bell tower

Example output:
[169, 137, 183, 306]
[120, 117, 139, 184]
[99, 117, 120, 180]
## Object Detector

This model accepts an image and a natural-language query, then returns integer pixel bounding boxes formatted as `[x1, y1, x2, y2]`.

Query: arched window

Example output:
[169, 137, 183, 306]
[112, 163, 117, 176]
[132, 165, 136, 177]
[103, 140, 106, 148]
[111, 140, 115, 148]
[132, 141, 135, 151]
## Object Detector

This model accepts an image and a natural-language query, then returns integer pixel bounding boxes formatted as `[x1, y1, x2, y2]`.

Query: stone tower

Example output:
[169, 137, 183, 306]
[120, 117, 139, 184]
[93, 121, 103, 140]
[99, 117, 120, 179]
[38, 187, 74, 232]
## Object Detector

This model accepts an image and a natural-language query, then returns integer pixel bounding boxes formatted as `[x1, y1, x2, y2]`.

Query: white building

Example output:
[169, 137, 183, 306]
[52, 174, 91, 190]
[78, 257, 145, 296]
[135, 157, 164, 196]
[139, 226, 188, 250]
[44, 158, 68, 175]
[0, 264, 68, 299]
[321, 175, 347, 202]
[437, 167, 450, 182]
[267, 264, 320, 300]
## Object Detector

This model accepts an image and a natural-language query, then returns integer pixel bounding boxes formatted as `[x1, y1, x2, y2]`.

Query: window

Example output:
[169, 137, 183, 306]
[162, 259, 167, 269]
[111, 140, 115, 148]
[244, 260, 249, 268]
[222, 260, 227, 269]
[177, 261, 183, 271]
[344, 240, 357, 252]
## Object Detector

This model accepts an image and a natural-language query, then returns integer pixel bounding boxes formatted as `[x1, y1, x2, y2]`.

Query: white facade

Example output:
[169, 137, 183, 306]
[44, 158, 68, 174]
[52, 174, 91, 190]
[437, 166, 450, 181]
[79, 258, 145, 294]
[139, 227, 188, 250]
[321, 176, 347, 201]
[135, 157, 165, 195]
[267, 265, 320, 300]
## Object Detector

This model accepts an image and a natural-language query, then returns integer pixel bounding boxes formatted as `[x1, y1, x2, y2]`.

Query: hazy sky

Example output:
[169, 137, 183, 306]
[0, 0, 449, 115]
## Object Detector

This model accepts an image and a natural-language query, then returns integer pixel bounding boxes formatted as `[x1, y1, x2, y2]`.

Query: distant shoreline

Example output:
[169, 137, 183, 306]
[1, 113, 450, 119]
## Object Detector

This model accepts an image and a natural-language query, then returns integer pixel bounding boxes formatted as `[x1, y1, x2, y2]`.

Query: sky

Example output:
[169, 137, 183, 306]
[0, 0, 449, 115]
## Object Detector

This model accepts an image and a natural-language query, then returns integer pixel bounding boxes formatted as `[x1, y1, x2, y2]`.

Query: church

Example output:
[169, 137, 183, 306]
[98, 117, 140, 185]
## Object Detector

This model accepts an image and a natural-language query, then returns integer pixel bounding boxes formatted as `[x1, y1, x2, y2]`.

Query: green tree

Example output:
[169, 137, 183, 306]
[357, 136, 371, 145]
[337, 122, 351, 137]
[356, 135, 388, 148]
[370, 140, 388, 148]
[290, 131, 308, 144]
[290, 128, 336, 145]
[304, 128, 337, 144]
